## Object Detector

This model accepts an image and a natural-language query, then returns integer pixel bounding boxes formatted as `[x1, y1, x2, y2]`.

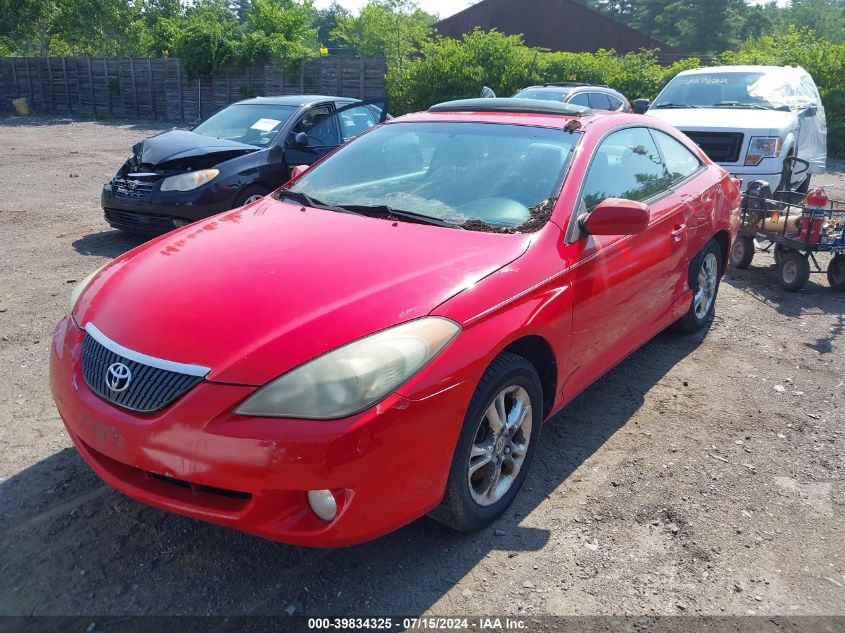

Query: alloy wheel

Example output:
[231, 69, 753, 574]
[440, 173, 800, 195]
[694, 252, 719, 319]
[467, 385, 533, 506]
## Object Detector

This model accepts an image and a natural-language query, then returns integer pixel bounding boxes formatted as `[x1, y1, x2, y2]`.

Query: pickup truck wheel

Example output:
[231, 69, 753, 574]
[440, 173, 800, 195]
[673, 239, 722, 333]
[730, 236, 755, 269]
[827, 255, 845, 291]
[429, 352, 542, 533]
[778, 251, 810, 291]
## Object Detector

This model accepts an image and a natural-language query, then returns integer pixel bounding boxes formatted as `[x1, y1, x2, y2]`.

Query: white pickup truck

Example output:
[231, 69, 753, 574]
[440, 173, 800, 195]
[638, 65, 827, 193]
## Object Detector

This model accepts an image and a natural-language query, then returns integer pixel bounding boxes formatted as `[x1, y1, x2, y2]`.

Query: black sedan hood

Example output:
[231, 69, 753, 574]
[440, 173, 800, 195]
[132, 130, 260, 169]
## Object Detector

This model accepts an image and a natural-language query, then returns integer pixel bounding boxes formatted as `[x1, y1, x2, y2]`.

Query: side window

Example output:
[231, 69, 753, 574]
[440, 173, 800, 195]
[606, 96, 623, 111]
[568, 92, 590, 107]
[580, 127, 672, 212]
[338, 105, 378, 142]
[588, 92, 612, 110]
[290, 105, 340, 147]
[651, 129, 701, 184]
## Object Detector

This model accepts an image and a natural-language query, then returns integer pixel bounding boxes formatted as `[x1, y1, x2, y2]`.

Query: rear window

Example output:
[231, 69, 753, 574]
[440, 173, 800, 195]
[513, 89, 570, 102]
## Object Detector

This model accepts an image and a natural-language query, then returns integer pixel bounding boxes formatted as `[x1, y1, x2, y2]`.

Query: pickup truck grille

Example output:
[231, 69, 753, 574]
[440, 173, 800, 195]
[682, 131, 744, 164]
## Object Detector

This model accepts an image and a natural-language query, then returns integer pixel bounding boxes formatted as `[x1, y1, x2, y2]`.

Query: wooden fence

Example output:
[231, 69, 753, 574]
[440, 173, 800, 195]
[0, 56, 388, 123]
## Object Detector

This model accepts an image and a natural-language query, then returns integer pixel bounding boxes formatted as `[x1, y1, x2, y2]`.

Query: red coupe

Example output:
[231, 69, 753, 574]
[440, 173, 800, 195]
[50, 98, 740, 547]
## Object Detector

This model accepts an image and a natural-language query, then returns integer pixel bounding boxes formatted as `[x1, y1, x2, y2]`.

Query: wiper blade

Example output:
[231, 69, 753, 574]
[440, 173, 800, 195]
[652, 103, 700, 109]
[275, 188, 352, 213]
[712, 102, 774, 110]
[338, 204, 461, 228]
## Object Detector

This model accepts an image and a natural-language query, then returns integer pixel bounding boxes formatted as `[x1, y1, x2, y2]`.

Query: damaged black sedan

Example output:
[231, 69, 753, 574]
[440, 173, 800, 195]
[102, 95, 387, 234]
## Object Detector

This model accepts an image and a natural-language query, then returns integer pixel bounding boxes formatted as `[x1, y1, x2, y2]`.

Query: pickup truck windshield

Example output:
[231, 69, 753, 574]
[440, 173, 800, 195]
[288, 121, 578, 232]
[653, 72, 774, 109]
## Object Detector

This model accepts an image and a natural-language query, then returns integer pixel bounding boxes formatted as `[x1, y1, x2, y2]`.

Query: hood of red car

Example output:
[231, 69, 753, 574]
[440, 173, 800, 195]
[74, 198, 531, 385]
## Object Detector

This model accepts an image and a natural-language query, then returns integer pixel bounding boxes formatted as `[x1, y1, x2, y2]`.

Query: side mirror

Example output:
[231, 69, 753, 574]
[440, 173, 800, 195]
[293, 131, 309, 146]
[580, 198, 649, 236]
[632, 98, 650, 115]
[290, 164, 309, 181]
[802, 104, 818, 118]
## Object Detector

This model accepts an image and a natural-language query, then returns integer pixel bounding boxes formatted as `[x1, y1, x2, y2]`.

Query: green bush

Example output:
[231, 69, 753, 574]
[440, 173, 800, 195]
[387, 29, 702, 113]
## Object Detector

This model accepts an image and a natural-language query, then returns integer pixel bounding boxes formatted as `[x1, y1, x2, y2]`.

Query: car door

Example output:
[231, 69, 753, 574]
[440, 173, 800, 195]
[284, 99, 389, 174]
[562, 126, 691, 398]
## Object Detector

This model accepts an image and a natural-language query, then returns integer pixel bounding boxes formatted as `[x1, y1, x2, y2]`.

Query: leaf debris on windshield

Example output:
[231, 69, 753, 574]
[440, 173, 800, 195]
[460, 198, 556, 234]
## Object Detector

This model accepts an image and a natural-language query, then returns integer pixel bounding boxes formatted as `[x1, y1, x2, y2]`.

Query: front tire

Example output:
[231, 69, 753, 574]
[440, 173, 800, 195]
[673, 239, 722, 333]
[233, 184, 270, 208]
[430, 353, 542, 533]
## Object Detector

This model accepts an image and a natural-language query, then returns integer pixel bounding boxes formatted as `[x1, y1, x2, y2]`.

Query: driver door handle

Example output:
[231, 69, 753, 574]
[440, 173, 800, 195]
[671, 223, 687, 242]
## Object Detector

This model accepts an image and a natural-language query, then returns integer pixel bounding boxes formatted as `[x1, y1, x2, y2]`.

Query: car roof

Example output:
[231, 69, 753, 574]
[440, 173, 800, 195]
[233, 95, 359, 107]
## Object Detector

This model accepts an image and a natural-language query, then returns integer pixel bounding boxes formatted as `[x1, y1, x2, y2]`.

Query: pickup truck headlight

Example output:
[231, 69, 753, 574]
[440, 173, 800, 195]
[235, 317, 461, 419]
[745, 137, 783, 166]
[160, 168, 219, 192]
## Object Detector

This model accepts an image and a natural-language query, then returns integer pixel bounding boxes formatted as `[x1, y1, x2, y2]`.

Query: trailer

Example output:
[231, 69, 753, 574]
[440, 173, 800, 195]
[730, 176, 845, 292]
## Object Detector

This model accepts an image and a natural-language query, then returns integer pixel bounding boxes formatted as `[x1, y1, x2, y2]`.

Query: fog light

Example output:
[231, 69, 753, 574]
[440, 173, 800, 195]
[307, 489, 337, 522]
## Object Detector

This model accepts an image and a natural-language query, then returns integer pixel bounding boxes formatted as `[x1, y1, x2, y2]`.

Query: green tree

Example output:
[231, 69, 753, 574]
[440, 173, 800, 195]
[780, 0, 845, 43]
[313, 1, 350, 50]
[331, 0, 436, 67]
[172, 0, 240, 78]
[239, 0, 317, 62]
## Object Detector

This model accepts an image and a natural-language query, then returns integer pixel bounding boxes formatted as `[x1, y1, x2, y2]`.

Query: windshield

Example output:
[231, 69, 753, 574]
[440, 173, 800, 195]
[653, 72, 777, 108]
[288, 122, 579, 232]
[193, 104, 297, 147]
[512, 89, 569, 102]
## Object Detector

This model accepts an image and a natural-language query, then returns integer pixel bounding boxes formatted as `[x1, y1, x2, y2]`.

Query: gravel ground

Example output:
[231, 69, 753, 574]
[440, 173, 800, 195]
[0, 118, 843, 620]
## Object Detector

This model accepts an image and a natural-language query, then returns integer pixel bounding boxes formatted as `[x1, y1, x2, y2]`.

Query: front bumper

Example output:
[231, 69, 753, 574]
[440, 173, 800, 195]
[49, 317, 470, 547]
[101, 182, 235, 233]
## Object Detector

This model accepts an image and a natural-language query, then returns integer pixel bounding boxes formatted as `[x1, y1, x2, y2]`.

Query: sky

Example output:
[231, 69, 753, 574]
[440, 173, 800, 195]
[313, 0, 476, 19]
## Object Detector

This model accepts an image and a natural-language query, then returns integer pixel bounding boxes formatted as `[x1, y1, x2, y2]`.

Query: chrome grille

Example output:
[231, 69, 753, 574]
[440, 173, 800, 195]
[112, 177, 157, 201]
[80, 325, 207, 414]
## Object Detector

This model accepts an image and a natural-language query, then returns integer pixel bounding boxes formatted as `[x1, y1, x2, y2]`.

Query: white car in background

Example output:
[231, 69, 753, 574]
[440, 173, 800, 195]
[637, 65, 827, 193]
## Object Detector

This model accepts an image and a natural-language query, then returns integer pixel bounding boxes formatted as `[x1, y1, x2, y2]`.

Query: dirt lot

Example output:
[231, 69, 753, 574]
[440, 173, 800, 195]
[0, 118, 843, 621]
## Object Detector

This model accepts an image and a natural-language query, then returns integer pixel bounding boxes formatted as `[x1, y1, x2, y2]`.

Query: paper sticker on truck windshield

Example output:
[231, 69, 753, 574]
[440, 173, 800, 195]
[251, 118, 281, 132]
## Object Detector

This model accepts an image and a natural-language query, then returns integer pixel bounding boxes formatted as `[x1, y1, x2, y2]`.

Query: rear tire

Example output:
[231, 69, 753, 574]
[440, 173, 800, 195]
[673, 239, 722, 334]
[827, 255, 845, 291]
[429, 353, 542, 533]
[730, 236, 755, 269]
[778, 251, 810, 291]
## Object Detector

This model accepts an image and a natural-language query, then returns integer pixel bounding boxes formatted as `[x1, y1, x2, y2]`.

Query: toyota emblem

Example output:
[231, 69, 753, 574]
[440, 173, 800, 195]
[106, 362, 132, 393]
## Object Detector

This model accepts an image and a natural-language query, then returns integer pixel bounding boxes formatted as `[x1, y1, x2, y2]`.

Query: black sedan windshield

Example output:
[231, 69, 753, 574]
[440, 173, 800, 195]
[193, 104, 297, 147]
[289, 122, 578, 231]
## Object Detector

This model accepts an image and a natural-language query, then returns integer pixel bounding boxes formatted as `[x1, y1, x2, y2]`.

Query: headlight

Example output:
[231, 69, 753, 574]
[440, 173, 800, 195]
[235, 317, 461, 419]
[69, 263, 107, 313]
[160, 168, 219, 192]
[745, 137, 782, 166]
